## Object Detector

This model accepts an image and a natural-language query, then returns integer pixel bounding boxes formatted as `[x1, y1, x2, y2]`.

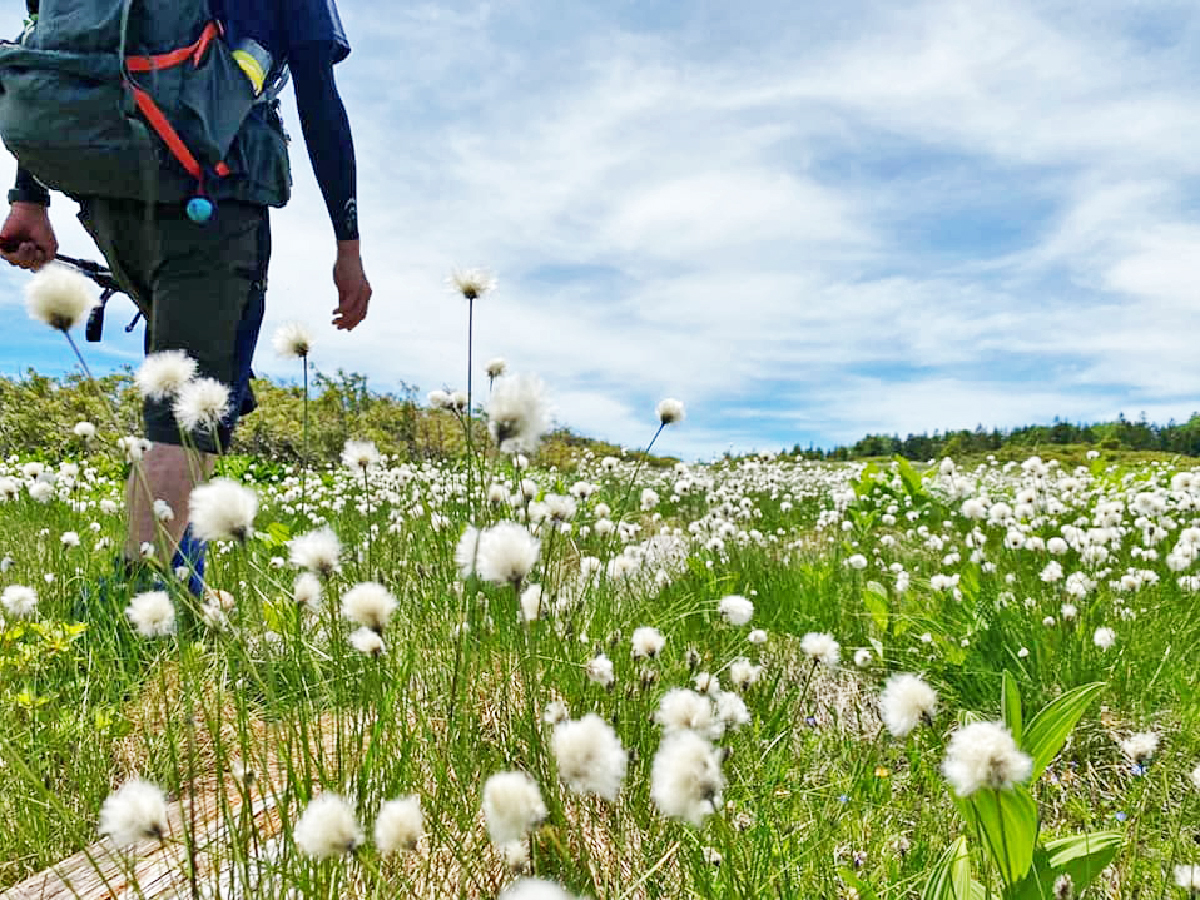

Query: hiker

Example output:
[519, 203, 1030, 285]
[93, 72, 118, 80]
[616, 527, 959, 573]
[0, 0, 372, 592]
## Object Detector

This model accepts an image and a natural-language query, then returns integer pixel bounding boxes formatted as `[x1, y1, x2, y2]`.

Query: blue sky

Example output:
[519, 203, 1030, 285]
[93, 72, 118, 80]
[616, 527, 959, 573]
[5, 0, 1200, 459]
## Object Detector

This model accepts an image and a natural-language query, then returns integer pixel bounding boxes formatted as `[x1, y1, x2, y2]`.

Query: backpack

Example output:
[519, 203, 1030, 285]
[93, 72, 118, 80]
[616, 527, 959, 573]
[0, 0, 290, 209]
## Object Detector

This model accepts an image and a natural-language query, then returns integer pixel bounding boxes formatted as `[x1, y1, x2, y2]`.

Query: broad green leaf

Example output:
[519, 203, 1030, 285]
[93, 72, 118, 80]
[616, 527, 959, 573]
[1022, 683, 1105, 779]
[958, 787, 1039, 887]
[1045, 831, 1123, 895]
[1007, 832, 1122, 900]
[1002, 671, 1023, 744]
[864, 590, 889, 633]
[923, 836, 973, 900]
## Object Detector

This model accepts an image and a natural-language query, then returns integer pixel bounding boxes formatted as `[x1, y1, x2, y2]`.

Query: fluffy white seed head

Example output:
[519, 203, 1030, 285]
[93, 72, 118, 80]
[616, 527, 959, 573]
[135, 350, 197, 400]
[714, 690, 752, 729]
[126, 591, 176, 638]
[1191, 763, 1200, 792]
[1093, 626, 1117, 649]
[488, 374, 550, 454]
[631, 625, 666, 660]
[941, 721, 1033, 796]
[585, 653, 615, 687]
[801, 632, 840, 668]
[294, 793, 363, 858]
[293, 571, 323, 610]
[1119, 731, 1160, 764]
[476, 522, 540, 586]
[1175, 865, 1200, 893]
[341, 439, 381, 472]
[340, 582, 397, 633]
[552, 713, 628, 801]
[189, 478, 258, 542]
[650, 731, 725, 826]
[879, 673, 938, 737]
[374, 796, 423, 852]
[482, 771, 546, 847]
[289, 526, 341, 576]
[173, 378, 230, 433]
[73, 420, 97, 439]
[656, 398, 686, 425]
[486, 357, 507, 378]
[655, 688, 724, 739]
[349, 626, 385, 656]
[450, 267, 496, 300]
[272, 321, 313, 359]
[455, 525, 481, 578]
[717, 594, 754, 626]
[1, 584, 38, 618]
[99, 778, 169, 847]
[519, 584, 546, 622]
[25, 263, 97, 331]
[728, 657, 762, 691]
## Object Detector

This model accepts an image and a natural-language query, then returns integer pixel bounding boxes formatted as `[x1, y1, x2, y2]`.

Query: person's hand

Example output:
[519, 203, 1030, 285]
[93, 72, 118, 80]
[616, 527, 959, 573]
[332, 239, 371, 331]
[0, 203, 57, 271]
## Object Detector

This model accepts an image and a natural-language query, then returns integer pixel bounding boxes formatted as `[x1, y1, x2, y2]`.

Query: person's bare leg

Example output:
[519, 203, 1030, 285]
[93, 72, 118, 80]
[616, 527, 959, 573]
[125, 443, 215, 565]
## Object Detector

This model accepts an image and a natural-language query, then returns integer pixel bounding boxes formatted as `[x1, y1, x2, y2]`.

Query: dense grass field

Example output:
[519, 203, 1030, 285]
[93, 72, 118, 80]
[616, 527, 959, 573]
[1, 437, 1198, 899]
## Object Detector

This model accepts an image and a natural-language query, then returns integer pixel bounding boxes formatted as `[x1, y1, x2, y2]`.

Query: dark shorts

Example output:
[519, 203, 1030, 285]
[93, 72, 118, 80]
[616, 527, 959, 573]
[78, 198, 270, 453]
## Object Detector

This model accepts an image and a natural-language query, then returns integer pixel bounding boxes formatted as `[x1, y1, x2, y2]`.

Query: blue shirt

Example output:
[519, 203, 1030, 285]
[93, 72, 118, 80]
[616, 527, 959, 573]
[211, 0, 351, 70]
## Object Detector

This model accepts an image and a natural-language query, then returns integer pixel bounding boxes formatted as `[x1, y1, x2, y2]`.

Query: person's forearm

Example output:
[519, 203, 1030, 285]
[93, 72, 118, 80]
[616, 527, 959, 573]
[290, 44, 358, 242]
[10, 168, 50, 207]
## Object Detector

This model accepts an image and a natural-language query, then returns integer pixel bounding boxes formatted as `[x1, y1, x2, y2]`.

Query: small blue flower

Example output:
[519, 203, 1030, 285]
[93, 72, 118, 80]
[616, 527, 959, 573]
[805, 716, 818, 727]
[1114, 811, 1128, 822]
[838, 794, 850, 803]
[1130, 763, 1147, 776]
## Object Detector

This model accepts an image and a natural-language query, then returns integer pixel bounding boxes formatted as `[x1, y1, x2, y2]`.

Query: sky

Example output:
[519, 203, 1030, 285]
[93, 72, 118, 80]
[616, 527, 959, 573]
[4, 0, 1200, 460]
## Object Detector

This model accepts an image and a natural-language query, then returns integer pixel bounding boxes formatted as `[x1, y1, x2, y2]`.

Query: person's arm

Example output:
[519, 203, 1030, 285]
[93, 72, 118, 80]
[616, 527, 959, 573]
[288, 41, 370, 330]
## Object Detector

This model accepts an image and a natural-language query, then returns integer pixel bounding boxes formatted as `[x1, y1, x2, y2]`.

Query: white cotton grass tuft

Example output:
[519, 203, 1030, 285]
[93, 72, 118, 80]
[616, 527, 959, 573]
[498, 879, 582, 900]
[655, 688, 724, 740]
[450, 267, 497, 300]
[1192, 763, 1200, 792]
[340, 582, 397, 633]
[289, 526, 341, 576]
[1093, 626, 1117, 650]
[486, 357, 507, 379]
[272, 321, 313, 359]
[173, 378, 230, 433]
[475, 521, 541, 586]
[293, 571, 323, 611]
[293, 793, 363, 858]
[519, 584, 546, 622]
[715, 690, 752, 729]
[189, 478, 258, 542]
[717, 594, 754, 626]
[552, 713, 628, 801]
[25, 263, 97, 331]
[879, 673, 938, 737]
[135, 350, 197, 401]
[73, 420, 97, 439]
[650, 730, 725, 826]
[341, 439, 381, 472]
[801, 632, 840, 668]
[1, 584, 38, 618]
[1119, 731, 1160, 764]
[656, 398, 685, 426]
[99, 778, 169, 847]
[941, 721, 1033, 796]
[728, 657, 762, 691]
[374, 796, 423, 853]
[481, 771, 547, 847]
[631, 625, 666, 659]
[126, 591, 176, 638]
[585, 653, 615, 687]
[488, 373, 550, 454]
[1176, 865, 1200, 894]
[349, 626, 385, 656]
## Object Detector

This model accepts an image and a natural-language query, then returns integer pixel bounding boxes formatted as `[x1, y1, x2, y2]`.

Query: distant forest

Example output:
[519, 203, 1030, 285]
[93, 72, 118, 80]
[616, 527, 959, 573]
[795, 414, 1200, 461]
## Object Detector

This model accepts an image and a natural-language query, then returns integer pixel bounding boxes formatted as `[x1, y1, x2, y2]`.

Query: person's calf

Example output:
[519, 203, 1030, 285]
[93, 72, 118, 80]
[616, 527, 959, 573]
[124, 441, 214, 567]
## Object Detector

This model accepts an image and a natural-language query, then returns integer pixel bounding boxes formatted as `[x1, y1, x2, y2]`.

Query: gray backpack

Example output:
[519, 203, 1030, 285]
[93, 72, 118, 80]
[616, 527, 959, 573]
[0, 0, 289, 207]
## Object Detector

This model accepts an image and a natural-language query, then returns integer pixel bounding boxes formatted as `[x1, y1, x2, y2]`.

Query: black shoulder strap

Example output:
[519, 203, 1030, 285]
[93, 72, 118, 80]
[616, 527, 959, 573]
[25, 0, 38, 15]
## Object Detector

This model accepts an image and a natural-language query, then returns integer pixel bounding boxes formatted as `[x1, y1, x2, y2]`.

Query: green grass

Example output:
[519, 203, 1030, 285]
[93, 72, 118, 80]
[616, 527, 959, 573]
[0, 450, 1196, 899]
